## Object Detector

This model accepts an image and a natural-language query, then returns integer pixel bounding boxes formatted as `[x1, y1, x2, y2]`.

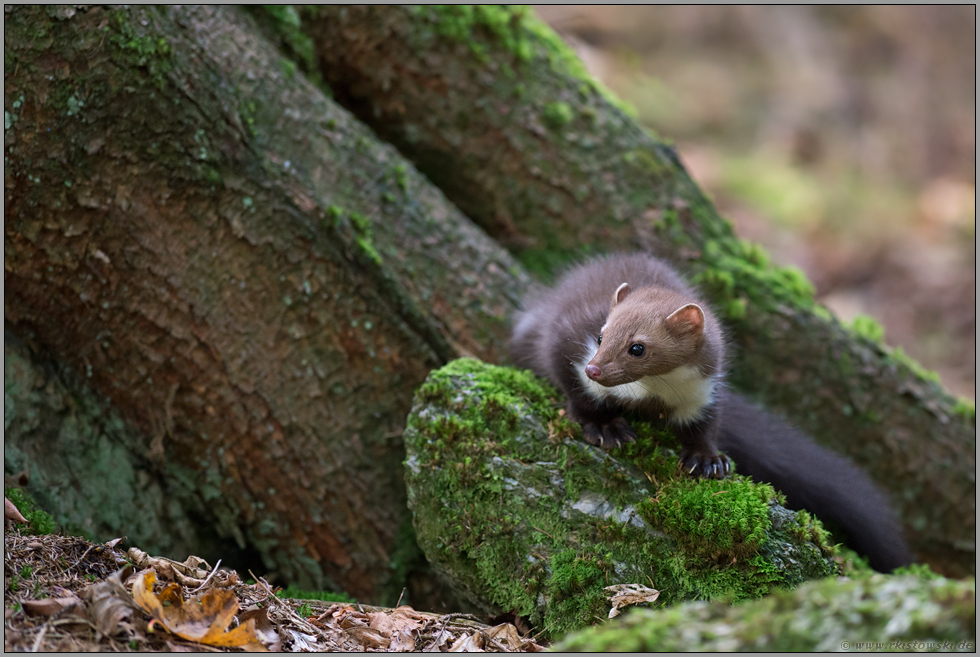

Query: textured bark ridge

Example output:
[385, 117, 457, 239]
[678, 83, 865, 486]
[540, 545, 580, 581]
[4, 329, 242, 564]
[4, 5, 527, 599]
[306, 5, 974, 576]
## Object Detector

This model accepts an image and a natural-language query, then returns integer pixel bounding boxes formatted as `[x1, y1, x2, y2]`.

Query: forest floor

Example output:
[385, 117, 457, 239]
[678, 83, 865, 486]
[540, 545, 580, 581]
[3, 521, 543, 653]
[537, 5, 975, 400]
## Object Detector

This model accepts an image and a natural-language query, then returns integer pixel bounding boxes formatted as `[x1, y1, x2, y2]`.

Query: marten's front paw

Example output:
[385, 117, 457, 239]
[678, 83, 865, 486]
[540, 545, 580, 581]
[582, 417, 636, 449]
[679, 450, 731, 480]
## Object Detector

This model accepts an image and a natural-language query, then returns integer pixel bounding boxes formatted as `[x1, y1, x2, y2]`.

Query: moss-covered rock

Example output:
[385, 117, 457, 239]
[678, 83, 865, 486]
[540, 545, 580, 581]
[403, 358, 839, 638]
[552, 573, 976, 651]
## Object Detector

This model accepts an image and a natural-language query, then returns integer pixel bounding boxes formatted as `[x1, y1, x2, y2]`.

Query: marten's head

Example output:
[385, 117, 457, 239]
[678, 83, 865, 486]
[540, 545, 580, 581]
[584, 282, 711, 387]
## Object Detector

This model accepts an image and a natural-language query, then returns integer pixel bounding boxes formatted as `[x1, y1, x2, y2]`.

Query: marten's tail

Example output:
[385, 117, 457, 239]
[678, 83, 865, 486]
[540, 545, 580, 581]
[717, 390, 913, 572]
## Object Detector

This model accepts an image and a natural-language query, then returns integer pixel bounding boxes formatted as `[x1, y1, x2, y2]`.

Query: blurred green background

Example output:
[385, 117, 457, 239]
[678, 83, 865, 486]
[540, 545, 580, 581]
[537, 5, 975, 400]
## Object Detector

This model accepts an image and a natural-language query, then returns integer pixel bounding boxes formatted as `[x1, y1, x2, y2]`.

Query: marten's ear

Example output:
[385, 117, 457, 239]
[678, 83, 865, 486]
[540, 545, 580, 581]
[612, 282, 631, 306]
[665, 303, 704, 338]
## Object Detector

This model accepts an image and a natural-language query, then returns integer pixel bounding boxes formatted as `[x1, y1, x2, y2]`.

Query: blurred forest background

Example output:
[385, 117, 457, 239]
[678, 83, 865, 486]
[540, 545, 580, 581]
[536, 5, 975, 400]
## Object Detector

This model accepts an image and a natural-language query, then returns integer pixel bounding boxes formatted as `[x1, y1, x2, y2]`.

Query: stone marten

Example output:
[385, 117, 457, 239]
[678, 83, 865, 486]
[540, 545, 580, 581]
[510, 253, 913, 572]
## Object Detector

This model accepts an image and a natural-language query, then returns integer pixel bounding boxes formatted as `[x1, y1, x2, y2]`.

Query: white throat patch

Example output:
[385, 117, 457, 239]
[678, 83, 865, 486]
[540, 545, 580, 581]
[576, 341, 716, 424]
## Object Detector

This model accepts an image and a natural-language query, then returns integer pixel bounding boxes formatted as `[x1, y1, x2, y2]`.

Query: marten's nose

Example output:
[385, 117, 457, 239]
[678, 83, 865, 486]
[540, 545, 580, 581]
[585, 364, 602, 380]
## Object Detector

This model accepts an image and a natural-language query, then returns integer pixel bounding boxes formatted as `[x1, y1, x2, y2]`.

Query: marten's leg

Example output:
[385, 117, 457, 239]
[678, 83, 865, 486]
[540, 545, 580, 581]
[672, 409, 731, 479]
[564, 393, 636, 449]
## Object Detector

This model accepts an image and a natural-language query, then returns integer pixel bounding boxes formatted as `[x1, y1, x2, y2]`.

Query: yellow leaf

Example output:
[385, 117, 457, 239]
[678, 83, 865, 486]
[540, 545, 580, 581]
[132, 569, 269, 651]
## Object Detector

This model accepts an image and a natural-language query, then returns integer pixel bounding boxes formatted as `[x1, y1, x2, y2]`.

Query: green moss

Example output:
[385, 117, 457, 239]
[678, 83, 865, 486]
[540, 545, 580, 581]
[952, 397, 975, 424]
[623, 148, 668, 177]
[666, 221, 815, 325]
[543, 101, 574, 130]
[893, 562, 944, 580]
[258, 6, 313, 65]
[4, 487, 57, 536]
[416, 6, 633, 116]
[847, 313, 886, 343]
[241, 101, 258, 138]
[421, 5, 536, 62]
[890, 346, 942, 384]
[326, 207, 382, 265]
[545, 550, 613, 629]
[404, 359, 839, 639]
[651, 205, 819, 328]
[726, 297, 748, 320]
[108, 11, 174, 90]
[553, 574, 976, 651]
[392, 164, 409, 192]
[277, 586, 354, 603]
[643, 477, 774, 560]
[250, 4, 331, 94]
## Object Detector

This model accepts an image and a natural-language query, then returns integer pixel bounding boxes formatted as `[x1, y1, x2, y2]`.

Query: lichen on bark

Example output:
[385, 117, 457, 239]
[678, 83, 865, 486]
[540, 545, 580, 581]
[403, 358, 838, 638]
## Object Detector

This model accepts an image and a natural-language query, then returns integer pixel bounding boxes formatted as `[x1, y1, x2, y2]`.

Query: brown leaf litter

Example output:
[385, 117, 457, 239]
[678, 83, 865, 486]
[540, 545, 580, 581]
[4, 523, 545, 652]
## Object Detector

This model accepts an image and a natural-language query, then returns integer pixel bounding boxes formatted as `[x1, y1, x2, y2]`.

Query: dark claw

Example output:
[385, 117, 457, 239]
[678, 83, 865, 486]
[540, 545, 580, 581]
[582, 422, 604, 446]
[582, 418, 636, 449]
[602, 417, 636, 448]
[679, 450, 731, 480]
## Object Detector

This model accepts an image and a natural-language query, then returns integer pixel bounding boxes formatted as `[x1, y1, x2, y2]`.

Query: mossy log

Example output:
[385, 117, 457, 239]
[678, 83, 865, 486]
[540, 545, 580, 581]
[403, 359, 839, 637]
[4, 5, 527, 600]
[306, 5, 974, 576]
[553, 573, 976, 651]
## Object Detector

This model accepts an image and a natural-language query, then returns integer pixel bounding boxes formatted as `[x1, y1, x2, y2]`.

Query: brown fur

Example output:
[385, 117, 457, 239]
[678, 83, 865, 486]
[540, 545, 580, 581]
[587, 286, 721, 384]
[510, 253, 730, 478]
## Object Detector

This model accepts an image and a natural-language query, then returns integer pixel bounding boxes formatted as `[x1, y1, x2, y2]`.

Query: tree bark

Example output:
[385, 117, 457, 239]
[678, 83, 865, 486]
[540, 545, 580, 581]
[4, 4, 527, 601]
[4, 327, 248, 566]
[305, 5, 974, 576]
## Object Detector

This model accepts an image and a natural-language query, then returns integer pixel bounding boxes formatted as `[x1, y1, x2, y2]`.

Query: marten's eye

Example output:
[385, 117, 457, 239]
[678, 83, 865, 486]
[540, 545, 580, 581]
[597, 334, 602, 345]
[628, 343, 645, 357]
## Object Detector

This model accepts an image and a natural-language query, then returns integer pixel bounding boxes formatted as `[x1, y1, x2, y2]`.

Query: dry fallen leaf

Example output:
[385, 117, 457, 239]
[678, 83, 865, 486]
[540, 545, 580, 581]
[285, 628, 318, 651]
[484, 623, 526, 650]
[390, 626, 418, 652]
[604, 583, 661, 618]
[23, 595, 82, 617]
[346, 626, 390, 650]
[424, 626, 451, 653]
[132, 569, 269, 652]
[369, 607, 424, 633]
[82, 566, 137, 639]
[5, 497, 28, 524]
[239, 607, 281, 651]
[449, 630, 485, 652]
[126, 548, 223, 589]
[363, 606, 425, 651]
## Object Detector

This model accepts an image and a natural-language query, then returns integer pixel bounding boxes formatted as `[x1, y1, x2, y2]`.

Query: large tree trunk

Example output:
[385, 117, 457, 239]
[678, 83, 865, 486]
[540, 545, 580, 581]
[305, 5, 974, 576]
[4, 4, 526, 601]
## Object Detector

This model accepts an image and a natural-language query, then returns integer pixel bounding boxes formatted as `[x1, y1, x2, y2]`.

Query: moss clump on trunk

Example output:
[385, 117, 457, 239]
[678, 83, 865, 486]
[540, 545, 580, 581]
[403, 358, 838, 638]
[552, 573, 976, 651]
